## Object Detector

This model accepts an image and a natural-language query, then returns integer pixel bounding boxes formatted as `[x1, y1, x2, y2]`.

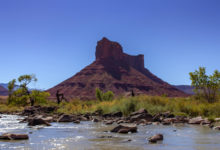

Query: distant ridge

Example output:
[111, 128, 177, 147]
[47, 37, 188, 100]
[0, 85, 8, 96]
[173, 85, 194, 95]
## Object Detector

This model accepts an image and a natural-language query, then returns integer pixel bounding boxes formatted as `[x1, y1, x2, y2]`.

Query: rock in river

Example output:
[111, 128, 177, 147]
[28, 118, 51, 126]
[57, 115, 73, 122]
[111, 124, 137, 134]
[188, 116, 204, 124]
[148, 134, 163, 143]
[0, 133, 29, 140]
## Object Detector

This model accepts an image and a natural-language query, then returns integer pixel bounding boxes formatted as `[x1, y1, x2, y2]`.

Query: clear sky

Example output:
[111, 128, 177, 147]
[0, 0, 219, 90]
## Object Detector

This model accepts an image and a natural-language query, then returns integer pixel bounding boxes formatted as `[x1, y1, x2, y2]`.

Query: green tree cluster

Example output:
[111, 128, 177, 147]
[7, 74, 50, 106]
[189, 67, 220, 103]
[95, 88, 114, 101]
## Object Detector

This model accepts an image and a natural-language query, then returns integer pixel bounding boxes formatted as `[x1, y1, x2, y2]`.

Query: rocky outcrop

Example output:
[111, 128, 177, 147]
[47, 37, 188, 100]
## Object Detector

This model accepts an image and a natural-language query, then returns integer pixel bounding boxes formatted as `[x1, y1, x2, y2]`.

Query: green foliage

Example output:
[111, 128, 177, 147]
[7, 79, 16, 105]
[30, 90, 50, 105]
[95, 88, 103, 101]
[102, 91, 114, 101]
[95, 88, 114, 101]
[120, 98, 136, 116]
[7, 74, 48, 106]
[189, 67, 220, 103]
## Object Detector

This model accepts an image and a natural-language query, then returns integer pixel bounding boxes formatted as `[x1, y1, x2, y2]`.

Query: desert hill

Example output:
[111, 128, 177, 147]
[47, 38, 187, 100]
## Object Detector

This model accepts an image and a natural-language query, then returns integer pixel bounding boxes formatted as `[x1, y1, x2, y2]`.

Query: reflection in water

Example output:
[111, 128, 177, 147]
[0, 115, 220, 150]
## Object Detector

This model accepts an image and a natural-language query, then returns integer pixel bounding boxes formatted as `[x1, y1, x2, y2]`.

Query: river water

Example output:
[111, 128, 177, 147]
[0, 114, 220, 150]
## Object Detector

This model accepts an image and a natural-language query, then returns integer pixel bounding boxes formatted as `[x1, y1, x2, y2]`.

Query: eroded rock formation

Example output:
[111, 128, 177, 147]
[47, 37, 187, 100]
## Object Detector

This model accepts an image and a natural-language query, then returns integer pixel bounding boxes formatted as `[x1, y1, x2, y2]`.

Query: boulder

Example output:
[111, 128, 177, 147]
[28, 118, 51, 126]
[73, 120, 80, 124]
[22, 106, 57, 116]
[162, 118, 176, 125]
[130, 108, 148, 116]
[201, 119, 211, 125]
[174, 116, 189, 123]
[161, 111, 175, 118]
[111, 124, 137, 134]
[188, 117, 204, 124]
[79, 116, 89, 121]
[57, 115, 73, 122]
[213, 126, 220, 130]
[130, 113, 153, 122]
[42, 116, 54, 123]
[148, 134, 163, 143]
[117, 120, 125, 124]
[112, 112, 123, 117]
[152, 113, 163, 122]
[105, 120, 114, 125]
[0, 133, 29, 140]
[92, 118, 99, 122]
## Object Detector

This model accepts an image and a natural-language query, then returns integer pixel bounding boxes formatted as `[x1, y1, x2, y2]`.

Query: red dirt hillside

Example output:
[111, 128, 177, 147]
[47, 37, 187, 100]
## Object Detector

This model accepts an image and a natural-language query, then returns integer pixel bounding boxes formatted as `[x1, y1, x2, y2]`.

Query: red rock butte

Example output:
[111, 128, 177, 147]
[47, 37, 187, 100]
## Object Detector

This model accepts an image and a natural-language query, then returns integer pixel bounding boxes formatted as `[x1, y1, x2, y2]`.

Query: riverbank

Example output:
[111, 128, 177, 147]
[1, 95, 220, 118]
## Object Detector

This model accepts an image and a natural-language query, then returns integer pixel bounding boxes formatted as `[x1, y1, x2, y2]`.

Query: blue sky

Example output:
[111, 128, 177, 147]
[0, 0, 219, 90]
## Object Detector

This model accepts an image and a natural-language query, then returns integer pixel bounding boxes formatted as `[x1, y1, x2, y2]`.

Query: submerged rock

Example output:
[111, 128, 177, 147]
[148, 134, 163, 143]
[0, 133, 29, 140]
[111, 124, 137, 134]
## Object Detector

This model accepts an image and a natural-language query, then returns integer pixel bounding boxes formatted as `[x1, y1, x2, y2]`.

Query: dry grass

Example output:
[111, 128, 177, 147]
[0, 96, 8, 104]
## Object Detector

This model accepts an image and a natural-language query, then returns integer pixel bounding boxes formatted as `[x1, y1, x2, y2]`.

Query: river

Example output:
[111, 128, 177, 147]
[0, 114, 220, 150]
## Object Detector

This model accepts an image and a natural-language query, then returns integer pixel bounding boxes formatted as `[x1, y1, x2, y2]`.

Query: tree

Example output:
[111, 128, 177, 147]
[7, 74, 49, 106]
[189, 67, 220, 103]
[7, 79, 16, 104]
[18, 74, 37, 106]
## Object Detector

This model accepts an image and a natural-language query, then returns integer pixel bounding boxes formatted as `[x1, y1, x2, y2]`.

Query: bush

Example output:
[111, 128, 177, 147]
[30, 90, 50, 105]
[95, 88, 103, 101]
[103, 91, 114, 101]
[95, 88, 114, 101]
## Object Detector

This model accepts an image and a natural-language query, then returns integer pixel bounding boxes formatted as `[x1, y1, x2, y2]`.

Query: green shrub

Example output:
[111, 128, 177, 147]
[30, 90, 50, 105]
[95, 88, 114, 101]
[102, 91, 114, 101]
[95, 88, 103, 101]
[120, 98, 137, 116]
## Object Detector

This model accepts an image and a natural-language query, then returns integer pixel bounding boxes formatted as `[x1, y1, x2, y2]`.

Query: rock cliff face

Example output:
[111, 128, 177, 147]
[47, 38, 187, 100]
